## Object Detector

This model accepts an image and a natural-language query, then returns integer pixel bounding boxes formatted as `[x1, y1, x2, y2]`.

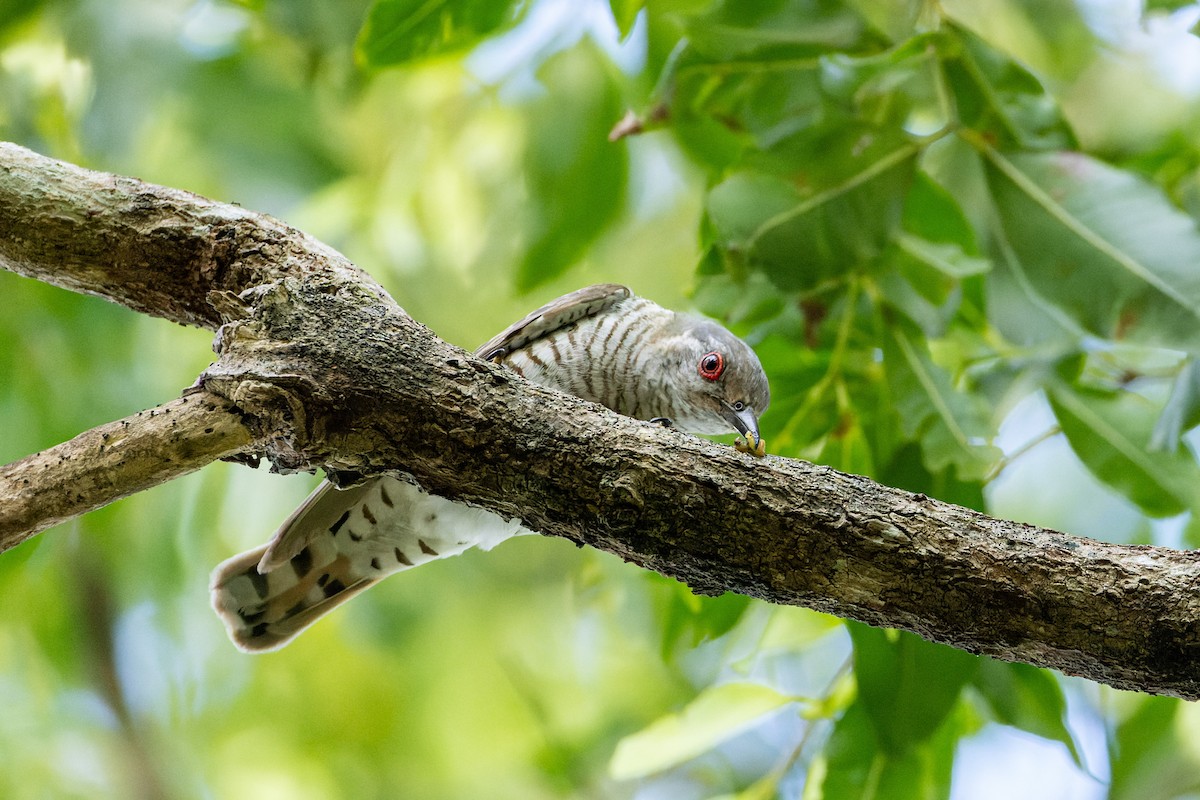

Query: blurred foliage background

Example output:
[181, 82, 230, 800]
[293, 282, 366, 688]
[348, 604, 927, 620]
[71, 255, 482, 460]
[6, 0, 1200, 797]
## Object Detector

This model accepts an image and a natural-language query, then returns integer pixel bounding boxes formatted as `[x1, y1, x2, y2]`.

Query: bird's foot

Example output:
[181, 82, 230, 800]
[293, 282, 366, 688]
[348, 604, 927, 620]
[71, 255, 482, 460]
[735, 433, 767, 458]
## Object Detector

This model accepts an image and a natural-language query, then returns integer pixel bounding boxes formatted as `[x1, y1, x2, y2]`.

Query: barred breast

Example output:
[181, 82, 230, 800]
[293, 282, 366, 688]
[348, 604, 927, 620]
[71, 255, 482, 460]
[496, 296, 681, 422]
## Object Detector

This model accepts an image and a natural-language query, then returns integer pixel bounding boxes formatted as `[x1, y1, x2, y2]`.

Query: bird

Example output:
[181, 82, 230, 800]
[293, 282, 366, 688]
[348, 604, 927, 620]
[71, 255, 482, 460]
[210, 283, 770, 651]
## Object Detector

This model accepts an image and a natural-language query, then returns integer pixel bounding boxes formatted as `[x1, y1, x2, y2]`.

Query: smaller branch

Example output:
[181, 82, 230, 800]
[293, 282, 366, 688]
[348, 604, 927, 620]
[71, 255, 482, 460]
[0, 391, 257, 551]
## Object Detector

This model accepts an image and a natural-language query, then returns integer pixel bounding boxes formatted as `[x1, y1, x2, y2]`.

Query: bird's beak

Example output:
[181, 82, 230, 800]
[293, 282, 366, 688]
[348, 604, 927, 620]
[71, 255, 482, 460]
[720, 402, 760, 447]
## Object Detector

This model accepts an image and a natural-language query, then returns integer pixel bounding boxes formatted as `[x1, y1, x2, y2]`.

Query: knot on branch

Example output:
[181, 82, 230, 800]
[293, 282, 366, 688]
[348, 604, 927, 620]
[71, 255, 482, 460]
[229, 379, 310, 439]
[198, 274, 417, 479]
[201, 372, 325, 474]
[206, 289, 254, 324]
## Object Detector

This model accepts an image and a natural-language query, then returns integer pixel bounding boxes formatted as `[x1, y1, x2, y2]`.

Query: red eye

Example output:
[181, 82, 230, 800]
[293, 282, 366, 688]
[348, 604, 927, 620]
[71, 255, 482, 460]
[698, 351, 725, 381]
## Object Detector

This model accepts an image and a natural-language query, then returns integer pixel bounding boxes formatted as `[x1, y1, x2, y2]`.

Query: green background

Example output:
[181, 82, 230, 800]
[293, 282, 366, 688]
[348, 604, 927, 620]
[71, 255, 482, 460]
[5, 0, 1200, 797]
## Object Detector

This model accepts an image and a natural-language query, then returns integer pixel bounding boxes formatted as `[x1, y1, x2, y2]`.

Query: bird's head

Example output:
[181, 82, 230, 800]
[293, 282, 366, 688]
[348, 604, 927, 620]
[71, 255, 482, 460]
[669, 317, 770, 449]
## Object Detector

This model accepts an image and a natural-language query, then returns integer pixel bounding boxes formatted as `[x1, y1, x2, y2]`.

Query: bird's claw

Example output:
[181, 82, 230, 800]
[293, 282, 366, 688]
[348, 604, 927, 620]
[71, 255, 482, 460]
[735, 433, 767, 458]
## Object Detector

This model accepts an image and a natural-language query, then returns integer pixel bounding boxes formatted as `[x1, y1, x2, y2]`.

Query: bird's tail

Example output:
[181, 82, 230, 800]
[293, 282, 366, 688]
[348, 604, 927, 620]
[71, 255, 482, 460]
[210, 538, 381, 652]
[211, 477, 526, 652]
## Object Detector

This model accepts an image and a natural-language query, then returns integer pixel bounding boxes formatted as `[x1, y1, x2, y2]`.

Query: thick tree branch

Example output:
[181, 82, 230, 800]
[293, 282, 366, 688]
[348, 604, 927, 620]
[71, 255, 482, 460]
[3, 142, 1200, 699]
[0, 142, 385, 329]
[0, 391, 256, 548]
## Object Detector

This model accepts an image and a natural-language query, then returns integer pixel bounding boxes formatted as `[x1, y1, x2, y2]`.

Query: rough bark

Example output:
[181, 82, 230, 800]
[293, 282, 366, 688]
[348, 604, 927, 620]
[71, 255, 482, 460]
[0, 392, 255, 548]
[3, 142, 1200, 699]
[0, 142, 384, 329]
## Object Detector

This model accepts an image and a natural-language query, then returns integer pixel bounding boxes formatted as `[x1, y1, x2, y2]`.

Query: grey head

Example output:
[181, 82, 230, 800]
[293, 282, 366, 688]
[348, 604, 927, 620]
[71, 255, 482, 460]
[665, 315, 770, 444]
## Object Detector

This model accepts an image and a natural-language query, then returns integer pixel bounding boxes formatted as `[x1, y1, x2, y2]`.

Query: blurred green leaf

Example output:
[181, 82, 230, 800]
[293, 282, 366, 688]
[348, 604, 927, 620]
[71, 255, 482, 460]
[879, 234, 987, 335]
[893, 234, 989, 281]
[0, 0, 39, 36]
[842, 0, 922, 43]
[817, 35, 942, 128]
[1109, 696, 1200, 800]
[740, 325, 841, 457]
[707, 172, 804, 268]
[941, 29, 1075, 151]
[985, 149, 1200, 351]
[1144, 0, 1200, 10]
[707, 132, 916, 290]
[878, 171, 989, 333]
[609, 0, 644, 38]
[356, 0, 523, 67]
[876, 268, 947, 335]
[672, 113, 752, 173]
[902, 171, 981, 255]
[683, 0, 865, 60]
[814, 412, 876, 476]
[666, 42, 823, 156]
[1150, 359, 1200, 452]
[517, 42, 628, 290]
[985, 213, 1088, 350]
[815, 698, 965, 800]
[882, 316, 998, 480]
[848, 623, 979, 755]
[609, 682, 796, 780]
[878, 442, 986, 512]
[691, 271, 789, 327]
[655, 578, 753, 659]
[972, 659, 1080, 766]
[940, 0, 1096, 83]
[1048, 383, 1200, 517]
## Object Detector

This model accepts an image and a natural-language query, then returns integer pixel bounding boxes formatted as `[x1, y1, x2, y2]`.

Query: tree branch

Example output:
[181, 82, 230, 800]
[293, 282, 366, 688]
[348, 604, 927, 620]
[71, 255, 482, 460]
[0, 142, 385, 329]
[0, 392, 257, 550]
[3, 142, 1200, 699]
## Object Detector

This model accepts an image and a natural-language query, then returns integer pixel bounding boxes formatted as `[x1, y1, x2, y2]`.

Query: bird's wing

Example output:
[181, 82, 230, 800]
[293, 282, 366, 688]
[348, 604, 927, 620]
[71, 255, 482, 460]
[255, 285, 630, 573]
[256, 479, 377, 571]
[474, 283, 631, 360]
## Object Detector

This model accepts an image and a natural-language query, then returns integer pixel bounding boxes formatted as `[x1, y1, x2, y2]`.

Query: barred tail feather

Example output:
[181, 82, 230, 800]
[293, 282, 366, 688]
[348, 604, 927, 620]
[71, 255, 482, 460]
[212, 477, 529, 652]
[210, 542, 380, 652]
